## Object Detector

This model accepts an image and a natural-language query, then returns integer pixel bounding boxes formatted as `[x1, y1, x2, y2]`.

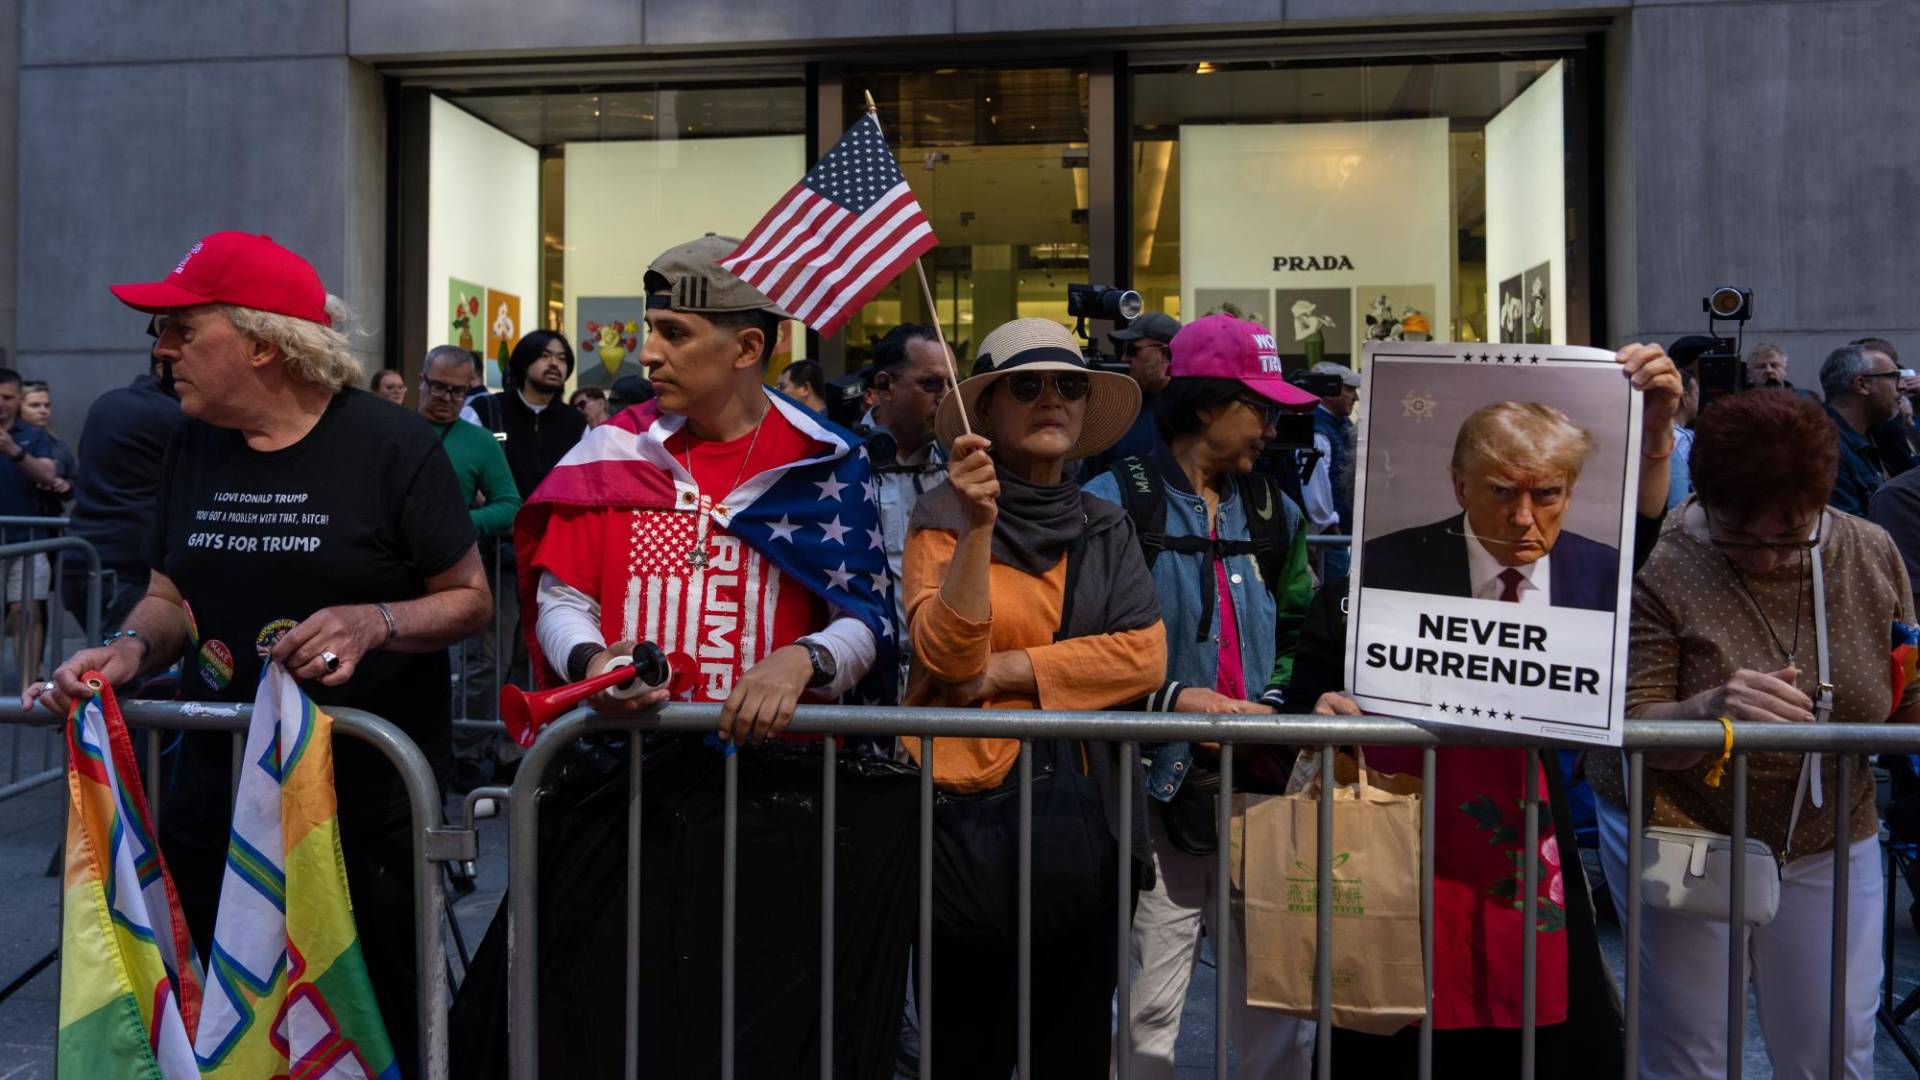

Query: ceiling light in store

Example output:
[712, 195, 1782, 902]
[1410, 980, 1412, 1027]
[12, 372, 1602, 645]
[1196, 61, 1219, 75]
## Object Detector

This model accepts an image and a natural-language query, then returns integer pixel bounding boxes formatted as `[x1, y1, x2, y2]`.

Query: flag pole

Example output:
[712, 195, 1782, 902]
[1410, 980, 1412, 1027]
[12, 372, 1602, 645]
[865, 91, 973, 438]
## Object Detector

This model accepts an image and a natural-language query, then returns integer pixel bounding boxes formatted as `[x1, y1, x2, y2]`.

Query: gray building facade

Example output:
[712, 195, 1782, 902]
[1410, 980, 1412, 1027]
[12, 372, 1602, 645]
[7, 0, 1916, 419]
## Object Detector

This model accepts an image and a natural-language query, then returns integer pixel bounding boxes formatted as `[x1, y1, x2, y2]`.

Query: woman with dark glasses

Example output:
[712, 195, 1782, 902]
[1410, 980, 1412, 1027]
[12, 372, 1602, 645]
[901, 317, 1167, 1076]
[1082, 313, 1324, 1077]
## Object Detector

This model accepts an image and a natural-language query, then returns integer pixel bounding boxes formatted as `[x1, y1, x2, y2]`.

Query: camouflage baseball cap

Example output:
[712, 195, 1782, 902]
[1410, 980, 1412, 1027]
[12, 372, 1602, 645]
[643, 234, 793, 319]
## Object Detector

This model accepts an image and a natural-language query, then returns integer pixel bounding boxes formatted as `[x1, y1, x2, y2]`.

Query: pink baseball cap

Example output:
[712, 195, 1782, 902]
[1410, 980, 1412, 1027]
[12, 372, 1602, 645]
[110, 231, 332, 326]
[1168, 314, 1320, 410]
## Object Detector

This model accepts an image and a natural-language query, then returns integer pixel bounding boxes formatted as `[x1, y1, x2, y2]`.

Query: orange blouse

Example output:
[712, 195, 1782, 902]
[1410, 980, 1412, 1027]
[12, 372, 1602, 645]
[902, 527, 1166, 792]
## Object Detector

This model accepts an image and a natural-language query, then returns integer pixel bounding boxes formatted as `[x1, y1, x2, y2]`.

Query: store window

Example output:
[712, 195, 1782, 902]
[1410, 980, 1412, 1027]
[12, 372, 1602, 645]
[427, 80, 808, 389]
[841, 67, 1089, 369]
[1130, 56, 1577, 371]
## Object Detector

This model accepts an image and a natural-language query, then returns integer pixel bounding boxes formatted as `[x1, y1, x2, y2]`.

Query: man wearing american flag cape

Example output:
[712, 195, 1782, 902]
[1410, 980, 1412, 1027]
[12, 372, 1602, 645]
[450, 236, 916, 1079]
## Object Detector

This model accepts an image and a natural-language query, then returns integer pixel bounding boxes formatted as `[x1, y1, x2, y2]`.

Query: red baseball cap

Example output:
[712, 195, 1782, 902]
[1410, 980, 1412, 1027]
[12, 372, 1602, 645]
[1168, 314, 1320, 410]
[110, 231, 331, 326]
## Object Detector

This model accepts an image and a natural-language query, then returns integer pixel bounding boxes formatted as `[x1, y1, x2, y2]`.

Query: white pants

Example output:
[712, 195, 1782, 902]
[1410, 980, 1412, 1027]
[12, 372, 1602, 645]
[1115, 809, 1314, 1079]
[1595, 797, 1882, 1079]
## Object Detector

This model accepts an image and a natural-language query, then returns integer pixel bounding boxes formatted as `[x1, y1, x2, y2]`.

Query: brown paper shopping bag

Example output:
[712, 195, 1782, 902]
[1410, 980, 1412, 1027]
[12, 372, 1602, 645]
[1231, 752, 1426, 1035]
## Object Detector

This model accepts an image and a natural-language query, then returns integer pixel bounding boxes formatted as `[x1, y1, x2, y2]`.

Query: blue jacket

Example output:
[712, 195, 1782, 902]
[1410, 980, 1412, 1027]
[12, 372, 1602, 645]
[1311, 405, 1354, 533]
[1828, 404, 1887, 517]
[1085, 446, 1312, 801]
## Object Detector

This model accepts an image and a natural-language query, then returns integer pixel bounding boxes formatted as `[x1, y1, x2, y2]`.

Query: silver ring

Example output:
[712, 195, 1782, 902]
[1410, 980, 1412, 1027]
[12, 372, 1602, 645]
[39, 681, 53, 695]
[321, 651, 340, 673]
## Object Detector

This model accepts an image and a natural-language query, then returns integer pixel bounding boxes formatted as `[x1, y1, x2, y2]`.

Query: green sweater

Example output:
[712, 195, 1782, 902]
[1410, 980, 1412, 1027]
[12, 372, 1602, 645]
[431, 419, 523, 536]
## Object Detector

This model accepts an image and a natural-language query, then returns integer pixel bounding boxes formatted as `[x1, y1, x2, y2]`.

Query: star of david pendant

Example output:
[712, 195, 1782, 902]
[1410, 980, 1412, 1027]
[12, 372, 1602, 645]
[687, 547, 709, 569]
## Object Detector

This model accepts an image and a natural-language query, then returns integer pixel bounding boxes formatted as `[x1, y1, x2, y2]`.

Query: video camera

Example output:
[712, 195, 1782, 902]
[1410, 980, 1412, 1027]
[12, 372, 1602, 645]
[1292, 371, 1348, 400]
[1065, 283, 1143, 374]
[1693, 285, 1753, 410]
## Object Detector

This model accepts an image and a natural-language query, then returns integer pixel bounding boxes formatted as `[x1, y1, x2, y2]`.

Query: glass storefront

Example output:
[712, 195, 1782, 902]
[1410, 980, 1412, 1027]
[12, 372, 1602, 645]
[428, 79, 808, 389]
[838, 67, 1089, 369]
[1130, 56, 1571, 370]
[413, 46, 1585, 382]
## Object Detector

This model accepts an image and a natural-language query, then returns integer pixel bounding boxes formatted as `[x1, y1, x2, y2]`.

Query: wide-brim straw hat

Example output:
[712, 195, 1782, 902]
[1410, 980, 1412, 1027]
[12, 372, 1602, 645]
[935, 318, 1141, 461]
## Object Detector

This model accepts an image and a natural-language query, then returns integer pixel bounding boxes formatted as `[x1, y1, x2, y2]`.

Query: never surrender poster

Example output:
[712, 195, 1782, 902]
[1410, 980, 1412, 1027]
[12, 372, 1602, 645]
[1343, 341, 1642, 746]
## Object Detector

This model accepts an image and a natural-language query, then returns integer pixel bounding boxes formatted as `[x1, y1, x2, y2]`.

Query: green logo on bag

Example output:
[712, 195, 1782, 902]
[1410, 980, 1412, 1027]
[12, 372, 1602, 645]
[1285, 853, 1364, 916]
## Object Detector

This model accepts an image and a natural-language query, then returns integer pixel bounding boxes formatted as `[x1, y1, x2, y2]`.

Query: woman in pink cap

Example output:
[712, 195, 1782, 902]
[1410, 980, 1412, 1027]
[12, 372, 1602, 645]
[1085, 313, 1324, 1077]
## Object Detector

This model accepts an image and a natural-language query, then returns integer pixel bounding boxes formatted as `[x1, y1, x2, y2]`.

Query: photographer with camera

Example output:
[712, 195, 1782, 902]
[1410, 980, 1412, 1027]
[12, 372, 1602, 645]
[1079, 311, 1180, 479]
[1300, 361, 1360, 577]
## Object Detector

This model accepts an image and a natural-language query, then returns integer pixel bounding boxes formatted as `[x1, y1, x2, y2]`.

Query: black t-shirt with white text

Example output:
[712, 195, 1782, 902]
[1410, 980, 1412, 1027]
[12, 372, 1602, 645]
[148, 390, 475, 842]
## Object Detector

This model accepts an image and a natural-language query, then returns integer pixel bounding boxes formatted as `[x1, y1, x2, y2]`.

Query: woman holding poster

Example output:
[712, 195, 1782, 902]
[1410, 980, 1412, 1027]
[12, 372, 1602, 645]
[1588, 389, 1920, 1080]
[1294, 343, 1680, 1076]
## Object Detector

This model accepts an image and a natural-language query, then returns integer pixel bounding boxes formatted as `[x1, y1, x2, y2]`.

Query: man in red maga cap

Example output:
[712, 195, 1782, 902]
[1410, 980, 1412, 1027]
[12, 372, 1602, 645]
[34, 231, 491, 1077]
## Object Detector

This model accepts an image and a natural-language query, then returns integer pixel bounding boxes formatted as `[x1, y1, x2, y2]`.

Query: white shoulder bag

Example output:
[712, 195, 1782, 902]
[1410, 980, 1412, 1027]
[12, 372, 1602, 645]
[1637, 525, 1833, 925]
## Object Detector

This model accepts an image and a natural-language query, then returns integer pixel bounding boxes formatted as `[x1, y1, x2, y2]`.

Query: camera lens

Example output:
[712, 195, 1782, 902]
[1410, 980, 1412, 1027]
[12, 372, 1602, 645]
[1114, 290, 1144, 321]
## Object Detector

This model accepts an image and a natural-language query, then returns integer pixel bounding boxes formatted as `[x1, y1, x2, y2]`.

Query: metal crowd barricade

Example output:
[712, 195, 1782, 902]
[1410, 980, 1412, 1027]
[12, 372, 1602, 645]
[503, 704, 1920, 1080]
[0, 697, 464, 1080]
[0, 525, 101, 801]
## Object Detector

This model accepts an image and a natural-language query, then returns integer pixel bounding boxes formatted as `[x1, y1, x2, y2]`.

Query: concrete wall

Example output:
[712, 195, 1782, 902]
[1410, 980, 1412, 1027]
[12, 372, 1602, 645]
[1603, 0, 1920, 388]
[8, 0, 1912, 426]
[12, 0, 382, 430]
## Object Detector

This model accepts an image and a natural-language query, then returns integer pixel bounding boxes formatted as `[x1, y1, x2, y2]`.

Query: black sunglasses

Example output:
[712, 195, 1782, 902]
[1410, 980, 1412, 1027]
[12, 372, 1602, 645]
[1004, 371, 1090, 403]
[1236, 395, 1285, 428]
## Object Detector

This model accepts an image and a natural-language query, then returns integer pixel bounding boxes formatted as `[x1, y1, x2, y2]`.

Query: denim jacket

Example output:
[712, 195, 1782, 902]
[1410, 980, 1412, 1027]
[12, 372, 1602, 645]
[1084, 447, 1312, 801]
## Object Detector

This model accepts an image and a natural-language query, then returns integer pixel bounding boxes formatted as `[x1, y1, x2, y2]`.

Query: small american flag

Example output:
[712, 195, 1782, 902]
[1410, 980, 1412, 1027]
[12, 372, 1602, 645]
[719, 113, 938, 337]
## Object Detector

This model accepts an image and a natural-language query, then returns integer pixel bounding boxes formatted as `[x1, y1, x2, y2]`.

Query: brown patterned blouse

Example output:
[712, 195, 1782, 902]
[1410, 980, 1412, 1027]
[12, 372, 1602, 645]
[1588, 502, 1917, 860]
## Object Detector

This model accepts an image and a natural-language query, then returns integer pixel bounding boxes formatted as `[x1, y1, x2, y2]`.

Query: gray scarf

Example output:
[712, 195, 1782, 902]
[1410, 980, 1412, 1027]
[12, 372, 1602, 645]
[986, 470, 1084, 574]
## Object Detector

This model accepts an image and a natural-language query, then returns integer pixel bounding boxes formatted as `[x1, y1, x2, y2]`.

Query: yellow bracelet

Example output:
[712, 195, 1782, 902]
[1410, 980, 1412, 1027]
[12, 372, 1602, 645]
[1703, 716, 1735, 788]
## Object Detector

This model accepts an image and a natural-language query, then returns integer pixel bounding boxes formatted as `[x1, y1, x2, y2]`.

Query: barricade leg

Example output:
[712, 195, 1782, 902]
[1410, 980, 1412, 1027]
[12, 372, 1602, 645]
[1216, 742, 1233, 1080]
[820, 737, 836, 1080]
[1419, 747, 1435, 1080]
[1728, 754, 1748, 1080]
[1625, 752, 1644, 1080]
[1017, 737, 1032, 1079]
[1115, 739, 1133, 1080]
[626, 736, 642, 1080]
[1521, 748, 1538, 1080]
[1831, 752, 1852, 1078]
[1315, 744, 1333, 1079]
[919, 735, 935, 1079]
[721, 749, 738, 1080]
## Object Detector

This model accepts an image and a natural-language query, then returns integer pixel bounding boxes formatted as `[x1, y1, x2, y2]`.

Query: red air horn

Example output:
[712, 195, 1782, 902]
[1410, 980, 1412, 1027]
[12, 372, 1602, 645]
[501, 644, 676, 748]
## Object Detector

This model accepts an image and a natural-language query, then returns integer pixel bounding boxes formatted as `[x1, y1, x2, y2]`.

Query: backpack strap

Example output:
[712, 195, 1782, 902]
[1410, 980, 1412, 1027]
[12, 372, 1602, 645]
[1235, 471, 1293, 600]
[1109, 456, 1167, 570]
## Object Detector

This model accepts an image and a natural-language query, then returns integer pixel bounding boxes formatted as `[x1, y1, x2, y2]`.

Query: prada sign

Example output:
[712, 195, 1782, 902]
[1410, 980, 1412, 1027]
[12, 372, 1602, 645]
[1272, 255, 1357, 271]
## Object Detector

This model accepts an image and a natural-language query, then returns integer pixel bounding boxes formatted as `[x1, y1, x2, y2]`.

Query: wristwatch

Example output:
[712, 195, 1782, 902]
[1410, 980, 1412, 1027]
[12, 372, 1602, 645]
[802, 640, 836, 689]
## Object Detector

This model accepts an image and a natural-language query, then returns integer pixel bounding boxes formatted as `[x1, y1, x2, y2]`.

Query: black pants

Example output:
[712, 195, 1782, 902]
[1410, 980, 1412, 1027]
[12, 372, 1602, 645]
[926, 743, 1123, 1079]
[60, 560, 148, 634]
[160, 820, 420, 1078]
[451, 737, 919, 1079]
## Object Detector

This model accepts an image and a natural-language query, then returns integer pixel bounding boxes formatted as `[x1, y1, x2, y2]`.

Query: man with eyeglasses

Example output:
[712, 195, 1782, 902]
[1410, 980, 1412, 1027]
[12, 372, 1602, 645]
[1080, 311, 1180, 479]
[417, 344, 522, 770]
[863, 324, 953, 673]
[1819, 342, 1904, 516]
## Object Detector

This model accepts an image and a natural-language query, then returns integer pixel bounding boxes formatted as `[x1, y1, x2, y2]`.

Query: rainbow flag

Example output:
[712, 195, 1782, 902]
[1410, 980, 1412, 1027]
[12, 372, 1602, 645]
[59, 665, 399, 1078]
[58, 671, 202, 1077]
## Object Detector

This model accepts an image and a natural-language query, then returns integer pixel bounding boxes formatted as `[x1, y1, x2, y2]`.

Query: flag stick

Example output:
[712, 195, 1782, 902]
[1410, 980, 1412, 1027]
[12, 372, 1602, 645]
[865, 92, 973, 438]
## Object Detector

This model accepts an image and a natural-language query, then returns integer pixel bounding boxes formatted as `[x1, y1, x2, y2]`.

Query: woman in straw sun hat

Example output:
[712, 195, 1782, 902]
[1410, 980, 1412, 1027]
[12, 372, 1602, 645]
[902, 317, 1167, 1075]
